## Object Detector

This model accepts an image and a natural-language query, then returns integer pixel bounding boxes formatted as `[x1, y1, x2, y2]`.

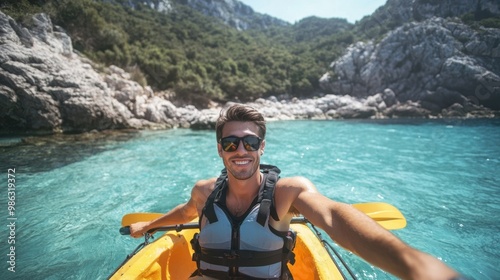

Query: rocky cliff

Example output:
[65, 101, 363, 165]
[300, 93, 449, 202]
[412, 0, 499, 20]
[1, 0, 499, 135]
[320, 0, 500, 115]
[104, 0, 172, 12]
[183, 0, 289, 30]
[0, 11, 214, 134]
[0, 11, 374, 134]
[359, 0, 499, 27]
[112, 0, 289, 30]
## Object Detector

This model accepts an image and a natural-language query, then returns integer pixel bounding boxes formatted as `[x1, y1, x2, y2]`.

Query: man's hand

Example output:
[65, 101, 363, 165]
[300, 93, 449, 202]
[129, 221, 150, 238]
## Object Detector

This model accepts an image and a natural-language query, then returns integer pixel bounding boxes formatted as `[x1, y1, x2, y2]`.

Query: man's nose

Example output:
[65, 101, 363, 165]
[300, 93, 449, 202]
[235, 139, 248, 153]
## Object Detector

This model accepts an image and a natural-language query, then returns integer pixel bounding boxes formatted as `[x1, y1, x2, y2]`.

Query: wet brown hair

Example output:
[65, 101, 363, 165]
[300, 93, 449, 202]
[215, 104, 266, 141]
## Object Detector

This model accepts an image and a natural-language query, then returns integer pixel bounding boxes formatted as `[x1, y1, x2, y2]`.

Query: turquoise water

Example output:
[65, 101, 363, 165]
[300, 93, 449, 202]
[1, 119, 499, 279]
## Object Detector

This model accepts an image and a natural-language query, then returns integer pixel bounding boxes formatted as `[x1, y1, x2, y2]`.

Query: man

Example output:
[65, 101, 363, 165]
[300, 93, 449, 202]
[130, 104, 460, 279]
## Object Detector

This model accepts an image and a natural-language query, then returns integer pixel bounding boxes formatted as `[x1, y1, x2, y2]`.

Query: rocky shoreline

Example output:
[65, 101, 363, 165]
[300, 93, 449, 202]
[1, 11, 498, 136]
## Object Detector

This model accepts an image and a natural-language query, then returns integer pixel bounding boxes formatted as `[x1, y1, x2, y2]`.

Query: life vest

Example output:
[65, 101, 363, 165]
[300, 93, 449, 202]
[191, 165, 295, 279]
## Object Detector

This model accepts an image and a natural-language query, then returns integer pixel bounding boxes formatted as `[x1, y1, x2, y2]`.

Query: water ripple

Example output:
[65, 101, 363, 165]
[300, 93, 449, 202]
[1, 119, 499, 279]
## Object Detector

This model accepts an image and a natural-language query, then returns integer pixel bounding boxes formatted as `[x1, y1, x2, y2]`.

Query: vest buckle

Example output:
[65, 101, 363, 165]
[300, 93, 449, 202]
[224, 250, 239, 260]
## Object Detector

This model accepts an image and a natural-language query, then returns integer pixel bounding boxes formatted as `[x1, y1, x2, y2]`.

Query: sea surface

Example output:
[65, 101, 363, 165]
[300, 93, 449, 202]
[1, 119, 499, 279]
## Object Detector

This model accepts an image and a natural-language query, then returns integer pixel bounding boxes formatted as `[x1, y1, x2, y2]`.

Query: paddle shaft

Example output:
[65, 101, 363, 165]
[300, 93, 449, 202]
[121, 202, 407, 230]
[119, 216, 310, 235]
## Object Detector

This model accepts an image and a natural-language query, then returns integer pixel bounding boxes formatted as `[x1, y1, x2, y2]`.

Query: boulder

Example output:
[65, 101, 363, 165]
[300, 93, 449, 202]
[320, 17, 500, 112]
[0, 12, 205, 134]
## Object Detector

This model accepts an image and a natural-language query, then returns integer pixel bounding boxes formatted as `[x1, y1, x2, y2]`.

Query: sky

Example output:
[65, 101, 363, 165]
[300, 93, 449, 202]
[238, 0, 387, 23]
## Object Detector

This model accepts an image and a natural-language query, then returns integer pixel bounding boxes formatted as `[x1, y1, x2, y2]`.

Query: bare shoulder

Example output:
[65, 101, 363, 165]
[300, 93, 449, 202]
[275, 176, 337, 221]
[187, 177, 218, 216]
[192, 177, 217, 199]
[193, 177, 218, 189]
[273, 176, 319, 218]
[276, 176, 318, 193]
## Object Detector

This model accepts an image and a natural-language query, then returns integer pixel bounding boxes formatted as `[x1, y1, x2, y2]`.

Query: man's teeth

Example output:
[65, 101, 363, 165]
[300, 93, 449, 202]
[235, 160, 250, 165]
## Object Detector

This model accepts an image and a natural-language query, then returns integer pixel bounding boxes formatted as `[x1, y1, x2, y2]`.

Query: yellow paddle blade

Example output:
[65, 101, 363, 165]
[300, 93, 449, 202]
[352, 202, 407, 230]
[121, 212, 163, 227]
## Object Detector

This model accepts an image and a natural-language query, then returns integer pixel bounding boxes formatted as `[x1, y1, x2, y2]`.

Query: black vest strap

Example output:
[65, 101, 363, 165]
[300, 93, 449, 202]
[203, 165, 281, 226]
[256, 165, 280, 226]
[201, 168, 228, 224]
[199, 247, 285, 267]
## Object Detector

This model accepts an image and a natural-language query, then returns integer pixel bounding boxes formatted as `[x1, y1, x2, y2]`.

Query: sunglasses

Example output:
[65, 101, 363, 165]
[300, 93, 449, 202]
[219, 135, 262, 152]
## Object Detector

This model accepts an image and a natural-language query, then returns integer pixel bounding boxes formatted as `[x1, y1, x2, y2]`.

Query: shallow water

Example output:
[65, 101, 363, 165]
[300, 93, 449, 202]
[1, 119, 499, 279]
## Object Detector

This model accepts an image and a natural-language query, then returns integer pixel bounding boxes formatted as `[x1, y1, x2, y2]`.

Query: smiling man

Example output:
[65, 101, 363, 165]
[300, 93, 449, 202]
[129, 103, 459, 279]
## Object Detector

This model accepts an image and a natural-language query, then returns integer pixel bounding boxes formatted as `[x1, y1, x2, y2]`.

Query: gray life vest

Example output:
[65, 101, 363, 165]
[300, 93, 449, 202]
[190, 165, 295, 279]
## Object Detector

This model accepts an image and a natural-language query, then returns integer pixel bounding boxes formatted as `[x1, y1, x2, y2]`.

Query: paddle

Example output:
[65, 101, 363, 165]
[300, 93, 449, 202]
[119, 218, 311, 236]
[352, 202, 407, 230]
[120, 202, 406, 233]
[117, 203, 406, 280]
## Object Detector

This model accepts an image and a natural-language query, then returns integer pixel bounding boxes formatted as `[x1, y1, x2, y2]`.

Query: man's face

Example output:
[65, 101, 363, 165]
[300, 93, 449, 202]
[218, 121, 265, 180]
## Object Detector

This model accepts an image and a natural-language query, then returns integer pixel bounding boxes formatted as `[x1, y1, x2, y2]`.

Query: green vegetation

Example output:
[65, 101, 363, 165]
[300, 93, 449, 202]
[1, 0, 498, 108]
[462, 12, 500, 29]
[1, 0, 356, 107]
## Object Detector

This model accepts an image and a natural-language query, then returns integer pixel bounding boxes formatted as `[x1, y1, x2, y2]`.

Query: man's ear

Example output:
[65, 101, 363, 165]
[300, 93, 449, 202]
[260, 139, 266, 155]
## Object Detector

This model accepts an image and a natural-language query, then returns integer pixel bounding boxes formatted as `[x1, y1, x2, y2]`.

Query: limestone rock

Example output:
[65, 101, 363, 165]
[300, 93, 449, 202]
[320, 17, 500, 113]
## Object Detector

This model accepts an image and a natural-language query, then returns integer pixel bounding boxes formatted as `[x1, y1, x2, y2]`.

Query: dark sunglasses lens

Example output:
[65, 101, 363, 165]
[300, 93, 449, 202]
[242, 136, 261, 151]
[221, 137, 239, 152]
[220, 136, 261, 152]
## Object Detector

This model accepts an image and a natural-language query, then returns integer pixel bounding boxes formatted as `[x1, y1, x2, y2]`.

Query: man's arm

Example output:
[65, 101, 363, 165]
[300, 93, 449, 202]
[283, 176, 460, 280]
[129, 178, 215, 238]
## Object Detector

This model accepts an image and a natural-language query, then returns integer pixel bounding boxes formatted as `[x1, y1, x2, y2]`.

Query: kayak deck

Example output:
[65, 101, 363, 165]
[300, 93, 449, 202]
[110, 223, 344, 279]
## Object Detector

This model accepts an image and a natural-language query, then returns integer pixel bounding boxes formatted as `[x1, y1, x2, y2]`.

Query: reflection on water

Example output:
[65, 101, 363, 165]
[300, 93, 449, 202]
[0, 130, 140, 173]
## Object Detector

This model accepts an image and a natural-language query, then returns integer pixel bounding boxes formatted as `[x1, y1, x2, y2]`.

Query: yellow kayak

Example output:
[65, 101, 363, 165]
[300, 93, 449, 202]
[110, 203, 406, 279]
[110, 219, 345, 279]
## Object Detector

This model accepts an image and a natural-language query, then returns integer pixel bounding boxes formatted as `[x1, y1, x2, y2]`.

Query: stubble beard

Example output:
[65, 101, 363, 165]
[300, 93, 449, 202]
[224, 157, 260, 181]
